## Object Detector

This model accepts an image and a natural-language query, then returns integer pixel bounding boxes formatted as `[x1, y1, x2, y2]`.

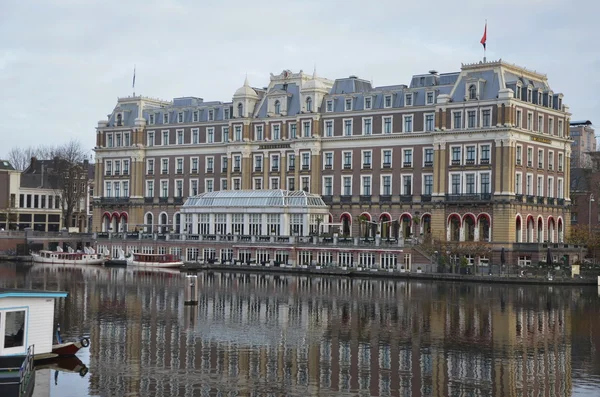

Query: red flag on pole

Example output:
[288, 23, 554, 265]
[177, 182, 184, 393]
[480, 22, 487, 49]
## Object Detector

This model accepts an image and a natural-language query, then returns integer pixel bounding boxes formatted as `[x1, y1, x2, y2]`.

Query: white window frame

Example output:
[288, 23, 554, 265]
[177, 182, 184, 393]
[159, 179, 169, 198]
[426, 91, 435, 105]
[480, 106, 493, 128]
[537, 114, 544, 133]
[146, 158, 154, 175]
[205, 156, 215, 173]
[548, 117, 554, 135]
[364, 96, 372, 110]
[254, 125, 264, 141]
[192, 110, 199, 122]
[323, 151, 334, 169]
[205, 178, 214, 193]
[381, 149, 393, 168]
[272, 123, 281, 140]
[401, 148, 413, 168]
[361, 150, 373, 169]
[463, 172, 477, 194]
[479, 144, 491, 163]
[466, 108, 478, 129]
[515, 172, 522, 195]
[206, 127, 215, 143]
[232, 177, 242, 190]
[163, 113, 169, 124]
[423, 147, 434, 167]
[557, 177, 564, 198]
[149, 114, 155, 125]
[360, 175, 372, 196]
[452, 110, 463, 130]
[322, 176, 334, 196]
[548, 151, 554, 171]
[269, 176, 280, 190]
[384, 95, 392, 108]
[270, 153, 280, 172]
[537, 175, 544, 197]
[191, 128, 199, 144]
[516, 144, 523, 165]
[177, 112, 184, 123]
[106, 132, 113, 148]
[527, 111, 534, 131]
[175, 157, 184, 174]
[221, 178, 228, 190]
[537, 149, 544, 169]
[341, 175, 352, 196]
[382, 116, 393, 134]
[325, 100, 333, 113]
[526, 173, 534, 196]
[161, 130, 169, 146]
[189, 179, 199, 196]
[422, 173, 434, 196]
[402, 114, 413, 133]
[300, 175, 311, 192]
[479, 171, 491, 194]
[286, 176, 295, 191]
[404, 93, 413, 106]
[547, 176, 554, 198]
[222, 126, 229, 143]
[160, 158, 169, 175]
[342, 151, 353, 169]
[380, 174, 393, 196]
[343, 118, 353, 136]
[344, 98, 353, 111]
[253, 177, 262, 190]
[190, 157, 199, 173]
[175, 129, 184, 145]
[362, 117, 373, 135]
[174, 178, 184, 197]
[146, 131, 155, 146]
[401, 173, 413, 195]
[208, 109, 214, 121]
[324, 119, 334, 137]
[516, 109, 522, 129]
[145, 180, 154, 197]
[423, 113, 435, 132]
[302, 120, 312, 138]
[449, 145, 462, 165]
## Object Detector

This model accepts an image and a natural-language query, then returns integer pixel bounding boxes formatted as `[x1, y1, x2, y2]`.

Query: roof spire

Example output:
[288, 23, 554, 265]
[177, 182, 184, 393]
[313, 64, 317, 79]
[244, 73, 249, 87]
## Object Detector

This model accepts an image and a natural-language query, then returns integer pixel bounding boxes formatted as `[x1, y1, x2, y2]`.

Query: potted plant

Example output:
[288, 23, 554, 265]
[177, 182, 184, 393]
[417, 266, 422, 273]
[400, 265, 406, 273]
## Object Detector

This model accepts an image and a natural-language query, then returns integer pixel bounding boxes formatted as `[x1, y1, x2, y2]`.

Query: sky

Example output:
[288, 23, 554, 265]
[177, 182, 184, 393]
[0, 0, 598, 159]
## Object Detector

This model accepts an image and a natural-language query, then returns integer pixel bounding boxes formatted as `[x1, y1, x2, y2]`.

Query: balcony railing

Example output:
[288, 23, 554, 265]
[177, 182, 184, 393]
[547, 197, 555, 205]
[359, 195, 372, 204]
[379, 195, 391, 203]
[465, 159, 475, 165]
[343, 164, 352, 170]
[362, 163, 371, 169]
[159, 197, 169, 203]
[288, 165, 295, 171]
[480, 158, 490, 165]
[421, 194, 432, 202]
[403, 162, 412, 168]
[340, 195, 352, 203]
[147, 170, 154, 175]
[221, 168, 227, 173]
[445, 193, 492, 202]
[206, 168, 213, 173]
[451, 160, 461, 166]
[191, 168, 198, 174]
[301, 165, 310, 171]
[382, 162, 391, 168]
[526, 195, 535, 203]
[400, 195, 413, 202]
[324, 164, 333, 170]
[174, 197, 184, 205]
[558, 198, 565, 205]
[321, 195, 333, 204]
[254, 167, 262, 172]
[537, 196, 544, 204]
[100, 197, 130, 204]
[144, 197, 154, 204]
[424, 161, 433, 167]
[233, 167, 241, 172]
[515, 194, 524, 202]
[271, 167, 279, 172]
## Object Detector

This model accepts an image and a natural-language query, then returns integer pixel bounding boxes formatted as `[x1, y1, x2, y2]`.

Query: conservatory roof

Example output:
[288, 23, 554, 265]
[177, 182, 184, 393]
[182, 189, 327, 209]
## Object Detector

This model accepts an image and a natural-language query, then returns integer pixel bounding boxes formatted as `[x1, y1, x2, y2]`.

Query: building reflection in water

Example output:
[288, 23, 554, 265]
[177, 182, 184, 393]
[6, 265, 597, 396]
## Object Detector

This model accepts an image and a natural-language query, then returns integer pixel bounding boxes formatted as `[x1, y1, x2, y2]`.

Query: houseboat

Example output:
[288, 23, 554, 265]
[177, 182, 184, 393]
[31, 246, 105, 265]
[0, 288, 88, 396]
[127, 253, 184, 268]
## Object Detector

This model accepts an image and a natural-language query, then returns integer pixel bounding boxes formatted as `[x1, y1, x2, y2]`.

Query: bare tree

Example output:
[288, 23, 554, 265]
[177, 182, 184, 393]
[51, 140, 90, 229]
[7, 145, 57, 170]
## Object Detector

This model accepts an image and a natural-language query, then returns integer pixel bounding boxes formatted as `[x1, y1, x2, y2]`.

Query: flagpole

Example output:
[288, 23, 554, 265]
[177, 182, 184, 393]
[132, 65, 136, 97]
[483, 19, 487, 62]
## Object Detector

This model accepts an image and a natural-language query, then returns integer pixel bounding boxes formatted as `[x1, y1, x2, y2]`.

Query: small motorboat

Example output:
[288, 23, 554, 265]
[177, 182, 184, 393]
[127, 253, 183, 268]
[35, 356, 89, 378]
[51, 324, 90, 358]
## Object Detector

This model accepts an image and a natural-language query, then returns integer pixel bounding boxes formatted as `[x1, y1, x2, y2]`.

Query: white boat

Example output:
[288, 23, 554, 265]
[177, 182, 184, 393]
[127, 253, 183, 268]
[31, 246, 105, 265]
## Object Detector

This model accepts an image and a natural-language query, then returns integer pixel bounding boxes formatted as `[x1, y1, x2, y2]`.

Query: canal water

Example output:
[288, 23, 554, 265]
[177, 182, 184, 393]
[1, 263, 599, 397]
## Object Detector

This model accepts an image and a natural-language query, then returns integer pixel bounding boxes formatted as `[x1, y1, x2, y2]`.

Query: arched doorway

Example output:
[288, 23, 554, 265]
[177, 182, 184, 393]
[145, 213, 153, 233]
[463, 214, 476, 241]
[400, 213, 412, 239]
[422, 213, 431, 236]
[557, 218, 563, 243]
[174, 213, 181, 234]
[515, 216, 522, 242]
[448, 214, 461, 242]
[477, 214, 491, 242]
[102, 212, 111, 232]
[537, 217, 544, 243]
[526, 216, 534, 243]
[159, 213, 168, 234]
[119, 213, 128, 232]
[548, 217, 555, 243]
[379, 213, 391, 239]
[340, 213, 351, 236]
[111, 212, 120, 233]
[358, 212, 372, 238]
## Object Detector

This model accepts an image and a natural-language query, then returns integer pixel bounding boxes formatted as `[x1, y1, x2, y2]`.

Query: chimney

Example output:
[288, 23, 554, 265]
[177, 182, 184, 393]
[30, 157, 37, 171]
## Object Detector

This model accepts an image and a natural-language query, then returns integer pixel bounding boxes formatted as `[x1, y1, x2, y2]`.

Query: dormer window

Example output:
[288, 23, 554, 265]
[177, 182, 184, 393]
[405, 93, 413, 106]
[515, 84, 522, 100]
[193, 110, 199, 122]
[164, 113, 169, 124]
[426, 91, 434, 105]
[537, 92, 542, 105]
[274, 100, 281, 115]
[149, 114, 155, 125]
[237, 103, 243, 118]
[324, 100, 332, 112]
[306, 97, 313, 112]
[468, 85, 477, 100]
[527, 87, 533, 102]
[364, 97, 372, 110]
[177, 112, 183, 123]
[384, 95, 392, 108]
[224, 108, 230, 120]
[116, 113, 123, 126]
[548, 93, 553, 109]
[345, 98, 352, 111]
[208, 109, 214, 121]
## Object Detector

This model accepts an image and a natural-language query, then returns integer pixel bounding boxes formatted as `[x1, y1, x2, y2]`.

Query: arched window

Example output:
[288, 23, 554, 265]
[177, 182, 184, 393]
[463, 215, 475, 241]
[515, 216, 522, 242]
[145, 213, 153, 233]
[274, 100, 281, 115]
[306, 97, 313, 112]
[174, 213, 181, 234]
[116, 113, 122, 126]
[468, 85, 477, 100]
[160, 213, 168, 234]
[237, 103, 243, 118]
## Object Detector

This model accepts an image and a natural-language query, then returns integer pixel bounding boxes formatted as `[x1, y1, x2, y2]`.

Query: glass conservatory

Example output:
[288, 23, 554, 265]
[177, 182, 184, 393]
[180, 190, 330, 237]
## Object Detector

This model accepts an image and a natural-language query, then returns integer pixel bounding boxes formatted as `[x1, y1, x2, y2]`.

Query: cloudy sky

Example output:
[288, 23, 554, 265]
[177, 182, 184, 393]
[1, 0, 598, 159]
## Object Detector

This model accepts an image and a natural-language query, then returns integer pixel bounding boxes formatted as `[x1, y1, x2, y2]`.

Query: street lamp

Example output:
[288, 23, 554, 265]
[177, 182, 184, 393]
[589, 193, 595, 235]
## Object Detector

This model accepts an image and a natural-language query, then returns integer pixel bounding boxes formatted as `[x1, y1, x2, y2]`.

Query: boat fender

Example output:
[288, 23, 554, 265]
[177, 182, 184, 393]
[80, 337, 90, 348]
[79, 367, 89, 377]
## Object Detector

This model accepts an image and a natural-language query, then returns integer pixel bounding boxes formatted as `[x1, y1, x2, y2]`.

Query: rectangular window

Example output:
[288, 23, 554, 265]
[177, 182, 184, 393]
[402, 175, 412, 195]
[161, 158, 168, 174]
[3, 310, 26, 349]
[301, 152, 310, 170]
[323, 176, 333, 195]
[287, 176, 295, 191]
[272, 124, 281, 140]
[301, 176, 310, 192]
[383, 117, 392, 134]
[527, 112, 533, 130]
[548, 151, 554, 170]
[193, 111, 199, 122]
[345, 98, 352, 111]
[451, 174, 461, 194]
[425, 114, 434, 132]
[222, 127, 229, 142]
[206, 157, 214, 173]
[451, 147, 461, 164]
[361, 175, 371, 196]
[115, 133, 122, 147]
[480, 173, 490, 194]
[527, 148, 533, 167]
[303, 121, 311, 137]
[467, 110, 477, 128]
[207, 128, 214, 143]
[124, 132, 130, 146]
[343, 152, 352, 169]
[105, 160, 112, 176]
[290, 123, 297, 139]
[255, 125, 264, 141]
[326, 100, 333, 112]
[254, 155, 262, 172]
[175, 180, 183, 197]
[548, 118, 554, 135]
[558, 178, 564, 198]
[234, 126, 242, 141]
[114, 160, 121, 175]
[516, 110, 522, 128]
[515, 173, 522, 194]
[402, 149, 412, 167]
[325, 121, 333, 137]
[480, 145, 490, 163]
[149, 114, 155, 125]
[453, 112, 462, 129]
[221, 157, 228, 173]
[547, 177, 554, 198]
[537, 176, 544, 197]
[191, 157, 198, 173]
[384, 95, 392, 108]
[362, 151, 372, 168]
[164, 113, 169, 124]
[382, 149, 392, 168]
[558, 153, 564, 171]
[516, 145, 522, 165]
[526, 174, 533, 195]
[324, 152, 333, 169]
[288, 154, 295, 171]
[364, 97, 372, 109]
[191, 129, 199, 144]
[176, 130, 183, 145]
[107, 133, 113, 148]
[224, 108, 230, 120]
[161, 180, 168, 197]
[344, 120, 352, 136]
[147, 159, 154, 175]
[147, 131, 154, 146]
[382, 175, 392, 195]
[465, 174, 476, 194]
[270, 177, 279, 190]
[190, 180, 198, 196]
[221, 178, 228, 190]
[162, 131, 169, 145]
[206, 179, 214, 192]
[177, 112, 183, 123]
[233, 178, 241, 190]
[538, 115, 544, 133]
[343, 176, 352, 196]
[482, 109, 491, 127]
[423, 175, 433, 195]
[405, 93, 412, 106]
[537, 149, 544, 169]
[208, 109, 214, 121]
[426, 92, 434, 104]
[466, 146, 476, 163]
[424, 148, 434, 166]
[271, 155, 280, 171]
[558, 120, 564, 137]
[403, 116, 413, 132]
